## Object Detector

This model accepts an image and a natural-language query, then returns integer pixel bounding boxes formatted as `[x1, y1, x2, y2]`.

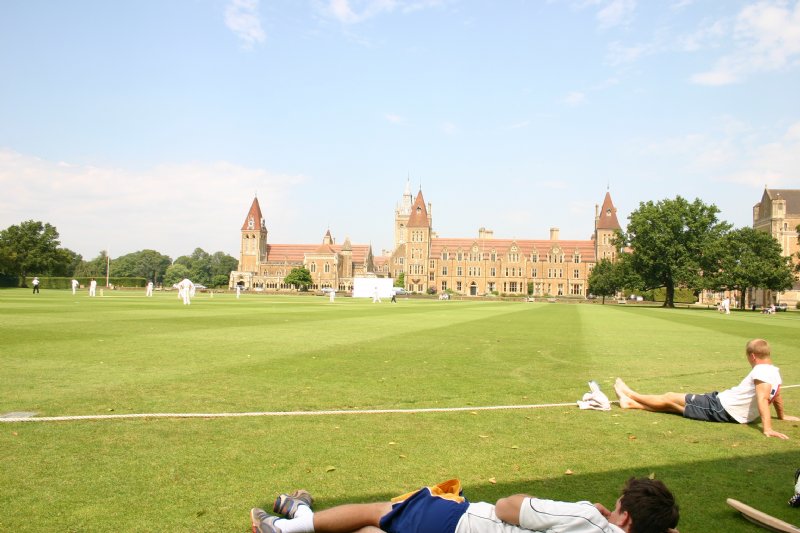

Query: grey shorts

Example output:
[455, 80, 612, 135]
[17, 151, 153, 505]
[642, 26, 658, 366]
[683, 392, 738, 423]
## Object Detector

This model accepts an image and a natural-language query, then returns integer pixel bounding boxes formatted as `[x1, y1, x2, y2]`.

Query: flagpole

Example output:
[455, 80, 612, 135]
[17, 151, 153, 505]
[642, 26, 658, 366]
[106, 247, 110, 288]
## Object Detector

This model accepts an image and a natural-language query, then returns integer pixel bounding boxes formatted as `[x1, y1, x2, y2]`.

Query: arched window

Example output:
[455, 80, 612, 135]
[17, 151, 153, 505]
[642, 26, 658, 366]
[310, 263, 316, 273]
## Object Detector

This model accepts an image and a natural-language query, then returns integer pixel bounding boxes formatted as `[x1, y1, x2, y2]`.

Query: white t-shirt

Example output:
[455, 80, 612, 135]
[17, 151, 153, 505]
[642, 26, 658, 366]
[455, 500, 623, 533]
[718, 363, 781, 423]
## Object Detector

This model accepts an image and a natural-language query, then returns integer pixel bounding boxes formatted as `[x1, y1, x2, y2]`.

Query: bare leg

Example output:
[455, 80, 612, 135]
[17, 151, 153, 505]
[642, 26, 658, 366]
[615, 378, 686, 414]
[313, 502, 393, 533]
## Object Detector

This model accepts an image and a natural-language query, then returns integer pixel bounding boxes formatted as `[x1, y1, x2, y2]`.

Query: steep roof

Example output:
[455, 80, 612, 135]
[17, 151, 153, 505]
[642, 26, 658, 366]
[407, 190, 430, 228]
[241, 197, 265, 230]
[765, 188, 800, 214]
[431, 237, 596, 262]
[596, 192, 621, 230]
[264, 243, 372, 265]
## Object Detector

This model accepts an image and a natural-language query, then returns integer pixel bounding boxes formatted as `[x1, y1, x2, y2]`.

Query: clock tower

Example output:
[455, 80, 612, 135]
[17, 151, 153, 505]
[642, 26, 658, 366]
[239, 196, 268, 273]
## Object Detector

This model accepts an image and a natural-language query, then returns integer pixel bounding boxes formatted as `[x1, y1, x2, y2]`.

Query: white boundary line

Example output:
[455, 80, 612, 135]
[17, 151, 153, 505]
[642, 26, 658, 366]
[3, 384, 798, 424]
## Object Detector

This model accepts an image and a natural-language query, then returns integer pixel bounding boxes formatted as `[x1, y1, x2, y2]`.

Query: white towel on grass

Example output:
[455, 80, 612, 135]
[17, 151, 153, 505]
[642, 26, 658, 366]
[577, 380, 611, 411]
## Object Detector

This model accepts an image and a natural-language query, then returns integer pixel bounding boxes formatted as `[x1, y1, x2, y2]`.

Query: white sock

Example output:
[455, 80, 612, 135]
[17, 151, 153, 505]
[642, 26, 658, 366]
[276, 513, 314, 533]
[293, 504, 313, 518]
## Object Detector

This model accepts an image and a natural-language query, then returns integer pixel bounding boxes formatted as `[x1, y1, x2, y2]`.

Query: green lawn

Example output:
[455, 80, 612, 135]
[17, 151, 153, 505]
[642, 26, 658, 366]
[1, 289, 798, 532]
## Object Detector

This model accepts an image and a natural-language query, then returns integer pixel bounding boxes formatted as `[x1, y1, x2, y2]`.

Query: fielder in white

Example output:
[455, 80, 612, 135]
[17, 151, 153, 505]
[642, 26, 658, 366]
[145, 281, 154, 297]
[89, 279, 97, 297]
[71, 279, 79, 295]
[177, 278, 195, 305]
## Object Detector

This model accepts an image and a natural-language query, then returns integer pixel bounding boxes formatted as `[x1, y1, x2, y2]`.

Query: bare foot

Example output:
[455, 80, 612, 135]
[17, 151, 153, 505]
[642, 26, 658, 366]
[615, 377, 633, 397]
[614, 378, 637, 409]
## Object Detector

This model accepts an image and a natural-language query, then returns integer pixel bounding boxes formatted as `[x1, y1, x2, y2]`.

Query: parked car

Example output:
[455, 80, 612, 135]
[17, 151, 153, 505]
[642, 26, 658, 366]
[391, 287, 407, 295]
[194, 284, 207, 290]
[776, 302, 788, 312]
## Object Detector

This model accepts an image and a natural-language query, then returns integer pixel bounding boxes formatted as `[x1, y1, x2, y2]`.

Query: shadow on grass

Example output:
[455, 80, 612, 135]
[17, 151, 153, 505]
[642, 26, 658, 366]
[259, 451, 800, 533]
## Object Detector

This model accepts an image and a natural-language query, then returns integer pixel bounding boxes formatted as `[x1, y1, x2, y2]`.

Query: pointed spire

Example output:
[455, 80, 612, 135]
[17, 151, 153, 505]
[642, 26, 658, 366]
[242, 196, 265, 230]
[596, 191, 621, 230]
[407, 190, 430, 227]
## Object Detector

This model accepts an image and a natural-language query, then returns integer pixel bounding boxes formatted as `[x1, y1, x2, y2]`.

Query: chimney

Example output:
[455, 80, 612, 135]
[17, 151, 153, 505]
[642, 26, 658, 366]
[550, 227, 560, 241]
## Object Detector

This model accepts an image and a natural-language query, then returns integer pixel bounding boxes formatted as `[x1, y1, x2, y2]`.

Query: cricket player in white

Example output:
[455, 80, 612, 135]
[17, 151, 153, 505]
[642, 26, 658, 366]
[89, 279, 97, 297]
[178, 278, 195, 305]
[71, 279, 79, 295]
[146, 281, 154, 297]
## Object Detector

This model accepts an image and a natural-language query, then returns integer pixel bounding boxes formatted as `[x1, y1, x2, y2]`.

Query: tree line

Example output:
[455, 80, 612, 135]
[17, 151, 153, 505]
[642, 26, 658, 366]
[588, 196, 799, 308]
[0, 220, 237, 288]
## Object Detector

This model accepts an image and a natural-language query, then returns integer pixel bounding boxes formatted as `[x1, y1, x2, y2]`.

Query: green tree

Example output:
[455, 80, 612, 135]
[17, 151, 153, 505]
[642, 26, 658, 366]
[588, 259, 621, 304]
[711, 227, 794, 309]
[0, 220, 64, 283]
[163, 263, 190, 286]
[620, 197, 730, 308]
[52, 248, 83, 277]
[112, 250, 172, 283]
[284, 267, 313, 291]
[210, 251, 238, 280]
[75, 251, 109, 278]
[171, 248, 235, 287]
[394, 272, 405, 288]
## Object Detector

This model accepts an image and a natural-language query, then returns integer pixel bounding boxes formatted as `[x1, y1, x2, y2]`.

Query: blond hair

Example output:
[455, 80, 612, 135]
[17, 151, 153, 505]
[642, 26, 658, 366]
[746, 339, 771, 360]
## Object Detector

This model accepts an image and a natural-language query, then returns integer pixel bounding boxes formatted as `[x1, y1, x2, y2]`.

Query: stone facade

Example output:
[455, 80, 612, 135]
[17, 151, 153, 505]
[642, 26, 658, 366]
[751, 188, 800, 307]
[228, 197, 379, 291]
[388, 182, 621, 297]
[229, 185, 621, 296]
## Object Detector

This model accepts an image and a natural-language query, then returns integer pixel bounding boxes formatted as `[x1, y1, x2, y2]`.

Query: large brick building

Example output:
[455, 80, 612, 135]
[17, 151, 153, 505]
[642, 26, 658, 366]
[228, 196, 383, 291]
[388, 182, 619, 297]
[230, 183, 621, 297]
[751, 187, 800, 307]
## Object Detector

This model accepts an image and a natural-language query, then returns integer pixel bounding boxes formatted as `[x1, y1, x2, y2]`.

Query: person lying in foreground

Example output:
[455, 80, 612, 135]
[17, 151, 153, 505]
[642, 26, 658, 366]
[251, 477, 679, 533]
[614, 338, 799, 439]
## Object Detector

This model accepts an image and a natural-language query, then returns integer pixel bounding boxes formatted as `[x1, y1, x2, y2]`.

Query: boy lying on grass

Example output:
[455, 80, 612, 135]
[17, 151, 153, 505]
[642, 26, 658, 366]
[615, 338, 799, 439]
[251, 477, 679, 533]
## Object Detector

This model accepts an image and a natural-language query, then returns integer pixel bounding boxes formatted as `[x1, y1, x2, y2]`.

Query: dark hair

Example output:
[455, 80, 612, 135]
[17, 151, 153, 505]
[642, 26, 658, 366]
[620, 478, 679, 533]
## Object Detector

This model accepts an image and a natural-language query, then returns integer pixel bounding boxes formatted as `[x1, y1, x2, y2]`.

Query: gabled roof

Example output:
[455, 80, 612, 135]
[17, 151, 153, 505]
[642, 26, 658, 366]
[407, 190, 430, 228]
[431, 237, 596, 262]
[764, 188, 800, 214]
[596, 192, 621, 230]
[264, 243, 373, 265]
[242, 197, 265, 230]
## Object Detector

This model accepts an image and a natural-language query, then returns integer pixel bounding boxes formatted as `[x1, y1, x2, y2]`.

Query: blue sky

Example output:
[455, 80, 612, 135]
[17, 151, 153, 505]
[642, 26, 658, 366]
[1, 0, 799, 260]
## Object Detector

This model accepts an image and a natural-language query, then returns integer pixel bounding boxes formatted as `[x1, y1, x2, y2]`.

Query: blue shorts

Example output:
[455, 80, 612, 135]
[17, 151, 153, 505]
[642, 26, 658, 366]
[683, 392, 737, 423]
[379, 486, 470, 533]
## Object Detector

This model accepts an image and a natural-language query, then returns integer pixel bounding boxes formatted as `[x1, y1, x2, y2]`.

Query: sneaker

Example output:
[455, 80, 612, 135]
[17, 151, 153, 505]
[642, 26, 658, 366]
[251, 508, 282, 533]
[273, 489, 314, 518]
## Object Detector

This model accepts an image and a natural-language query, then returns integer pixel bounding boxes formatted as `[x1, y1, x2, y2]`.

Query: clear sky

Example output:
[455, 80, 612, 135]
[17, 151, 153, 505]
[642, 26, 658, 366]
[1, 0, 798, 261]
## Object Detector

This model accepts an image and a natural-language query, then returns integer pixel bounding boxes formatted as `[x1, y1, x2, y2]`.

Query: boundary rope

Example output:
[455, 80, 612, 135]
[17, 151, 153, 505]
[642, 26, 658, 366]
[3, 384, 797, 424]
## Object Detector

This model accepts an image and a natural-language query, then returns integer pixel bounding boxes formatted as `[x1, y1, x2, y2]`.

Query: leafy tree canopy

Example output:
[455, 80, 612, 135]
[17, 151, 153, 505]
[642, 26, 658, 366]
[172, 248, 237, 286]
[74, 250, 109, 278]
[284, 267, 313, 291]
[0, 220, 70, 282]
[112, 249, 173, 283]
[163, 263, 191, 287]
[588, 259, 620, 303]
[621, 196, 730, 308]
[709, 227, 794, 307]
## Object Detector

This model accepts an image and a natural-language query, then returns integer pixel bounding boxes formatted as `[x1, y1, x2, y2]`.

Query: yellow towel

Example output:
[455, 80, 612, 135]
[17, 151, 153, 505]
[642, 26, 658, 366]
[391, 479, 465, 504]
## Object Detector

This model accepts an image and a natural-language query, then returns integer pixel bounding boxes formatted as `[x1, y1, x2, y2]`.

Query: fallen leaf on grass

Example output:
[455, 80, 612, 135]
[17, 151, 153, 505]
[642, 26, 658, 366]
[479, 435, 489, 438]
[388, 441, 396, 445]
[488, 477, 497, 484]
[564, 469, 574, 475]
[648, 473, 655, 480]
[510, 445, 519, 449]
[628, 435, 637, 440]
[326, 466, 336, 472]
[399, 454, 407, 459]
